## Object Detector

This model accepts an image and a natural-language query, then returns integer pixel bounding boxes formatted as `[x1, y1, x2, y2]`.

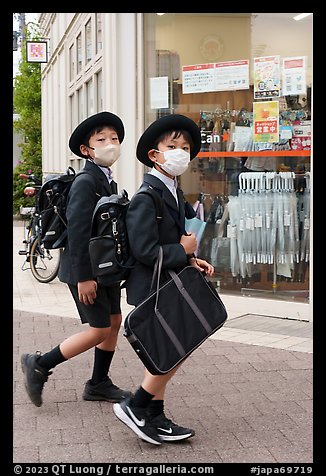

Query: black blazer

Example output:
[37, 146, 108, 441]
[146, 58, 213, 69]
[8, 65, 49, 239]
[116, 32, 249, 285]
[58, 160, 117, 284]
[126, 173, 193, 305]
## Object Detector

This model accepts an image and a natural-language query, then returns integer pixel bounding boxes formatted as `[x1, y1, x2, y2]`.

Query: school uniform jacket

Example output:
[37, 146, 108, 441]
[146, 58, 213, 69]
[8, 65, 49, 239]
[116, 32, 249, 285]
[125, 173, 195, 306]
[58, 159, 117, 285]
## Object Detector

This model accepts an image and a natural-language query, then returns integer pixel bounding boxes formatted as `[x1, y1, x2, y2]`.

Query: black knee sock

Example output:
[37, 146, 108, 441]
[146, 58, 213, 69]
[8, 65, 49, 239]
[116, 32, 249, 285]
[131, 386, 154, 408]
[90, 348, 114, 385]
[147, 399, 164, 418]
[37, 345, 67, 371]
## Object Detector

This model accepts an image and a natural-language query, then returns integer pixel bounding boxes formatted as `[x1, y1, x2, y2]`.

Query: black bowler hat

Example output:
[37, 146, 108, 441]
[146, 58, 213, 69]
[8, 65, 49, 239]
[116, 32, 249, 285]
[136, 114, 201, 167]
[69, 111, 125, 158]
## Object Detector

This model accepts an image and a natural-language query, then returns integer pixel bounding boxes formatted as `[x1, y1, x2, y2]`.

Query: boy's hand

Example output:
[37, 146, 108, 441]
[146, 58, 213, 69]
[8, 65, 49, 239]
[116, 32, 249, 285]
[78, 280, 98, 305]
[189, 257, 214, 276]
[180, 232, 197, 255]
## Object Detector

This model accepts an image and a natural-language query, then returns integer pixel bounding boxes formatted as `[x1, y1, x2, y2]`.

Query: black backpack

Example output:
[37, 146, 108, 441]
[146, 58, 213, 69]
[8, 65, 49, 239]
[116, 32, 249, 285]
[89, 187, 163, 286]
[38, 167, 98, 250]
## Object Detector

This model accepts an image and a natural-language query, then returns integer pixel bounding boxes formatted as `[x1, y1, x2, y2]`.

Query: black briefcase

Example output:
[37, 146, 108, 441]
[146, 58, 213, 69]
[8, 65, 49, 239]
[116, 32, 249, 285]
[124, 248, 228, 375]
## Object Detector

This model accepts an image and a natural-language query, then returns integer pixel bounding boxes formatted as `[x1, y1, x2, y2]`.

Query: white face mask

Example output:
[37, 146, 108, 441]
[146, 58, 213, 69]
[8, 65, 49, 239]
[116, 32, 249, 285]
[155, 149, 190, 176]
[92, 143, 121, 167]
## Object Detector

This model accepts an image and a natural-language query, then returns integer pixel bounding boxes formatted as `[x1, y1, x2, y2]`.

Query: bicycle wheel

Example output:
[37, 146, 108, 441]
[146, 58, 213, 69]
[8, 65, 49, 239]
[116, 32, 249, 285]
[29, 237, 62, 283]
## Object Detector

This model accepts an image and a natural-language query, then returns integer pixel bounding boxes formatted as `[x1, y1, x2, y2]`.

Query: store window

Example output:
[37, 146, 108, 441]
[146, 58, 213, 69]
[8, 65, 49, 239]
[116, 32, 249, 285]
[96, 69, 103, 111]
[69, 94, 75, 132]
[86, 78, 94, 116]
[85, 19, 92, 64]
[95, 13, 102, 54]
[77, 33, 82, 74]
[69, 43, 75, 81]
[77, 87, 84, 123]
[143, 13, 312, 303]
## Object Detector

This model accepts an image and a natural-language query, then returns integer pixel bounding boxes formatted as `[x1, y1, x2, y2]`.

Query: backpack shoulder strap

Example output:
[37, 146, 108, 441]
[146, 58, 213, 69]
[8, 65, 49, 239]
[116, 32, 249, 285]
[137, 186, 164, 221]
[76, 169, 102, 196]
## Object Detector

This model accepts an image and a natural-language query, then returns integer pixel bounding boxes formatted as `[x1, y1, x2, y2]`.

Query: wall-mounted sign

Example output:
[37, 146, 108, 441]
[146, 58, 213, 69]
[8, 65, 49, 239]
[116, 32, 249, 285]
[182, 60, 249, 94]
[215, 60, 249, 91]
[26, 41, 48, 63]
[182, 63, 216, 94]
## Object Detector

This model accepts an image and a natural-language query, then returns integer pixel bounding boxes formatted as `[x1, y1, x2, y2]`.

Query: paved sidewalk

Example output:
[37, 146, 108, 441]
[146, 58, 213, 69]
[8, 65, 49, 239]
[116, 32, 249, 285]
[13, 220, 313, 463]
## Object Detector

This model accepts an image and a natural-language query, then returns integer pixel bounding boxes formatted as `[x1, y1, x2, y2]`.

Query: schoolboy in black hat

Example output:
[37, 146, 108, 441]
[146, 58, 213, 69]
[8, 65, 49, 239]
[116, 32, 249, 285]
[113, 114, 214, 445]
[21, 112, 132, 407]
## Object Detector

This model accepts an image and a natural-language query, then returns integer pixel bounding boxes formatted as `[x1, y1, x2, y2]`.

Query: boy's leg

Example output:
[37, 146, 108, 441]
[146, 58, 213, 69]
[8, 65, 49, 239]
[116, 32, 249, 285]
[113, 366, 194, 443]
[20, 353, 52, 407]
[141, 366, 179, 396]
[87, 313, 122, 383]
[147, 398, 195, 441]
[21, 326, 109, 407]
[83, 314, 132, 402]
[143, 368, 195, 442]
[21, 285, 132, 406]
[113, 386, 162, 445]
[70, 283, 131, 401]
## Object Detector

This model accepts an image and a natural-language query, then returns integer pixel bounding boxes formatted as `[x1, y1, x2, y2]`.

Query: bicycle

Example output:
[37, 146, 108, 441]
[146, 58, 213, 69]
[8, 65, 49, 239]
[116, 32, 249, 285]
[18, 173, 62, 283]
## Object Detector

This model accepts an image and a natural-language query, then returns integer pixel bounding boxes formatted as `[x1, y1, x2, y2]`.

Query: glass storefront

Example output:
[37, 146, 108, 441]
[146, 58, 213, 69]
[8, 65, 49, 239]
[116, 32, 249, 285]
[143, 13, 312, 303]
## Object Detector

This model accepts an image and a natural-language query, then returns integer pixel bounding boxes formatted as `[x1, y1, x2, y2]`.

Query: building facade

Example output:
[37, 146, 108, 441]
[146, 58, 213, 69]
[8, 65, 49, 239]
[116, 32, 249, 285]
[38, 13, 313, 321]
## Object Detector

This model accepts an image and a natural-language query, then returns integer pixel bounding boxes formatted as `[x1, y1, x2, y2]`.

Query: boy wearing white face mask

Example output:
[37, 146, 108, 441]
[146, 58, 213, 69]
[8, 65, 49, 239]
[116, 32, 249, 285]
[113, 114, 214, 445]
[21, 112, 133, 407]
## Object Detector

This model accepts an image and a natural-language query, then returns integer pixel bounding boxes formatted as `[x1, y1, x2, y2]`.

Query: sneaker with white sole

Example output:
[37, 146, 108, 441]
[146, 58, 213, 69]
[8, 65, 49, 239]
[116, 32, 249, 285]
[149, 413, 195, 442]
[113, 397, 162, 445]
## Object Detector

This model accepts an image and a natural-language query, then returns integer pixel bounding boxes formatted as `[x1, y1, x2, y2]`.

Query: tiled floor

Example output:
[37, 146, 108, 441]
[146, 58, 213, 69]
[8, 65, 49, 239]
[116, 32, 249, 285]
[13, 308, 313, 464]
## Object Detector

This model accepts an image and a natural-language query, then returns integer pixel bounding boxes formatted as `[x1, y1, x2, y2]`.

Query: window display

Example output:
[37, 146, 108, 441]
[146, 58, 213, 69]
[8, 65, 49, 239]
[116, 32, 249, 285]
[144, 13, 312, 302]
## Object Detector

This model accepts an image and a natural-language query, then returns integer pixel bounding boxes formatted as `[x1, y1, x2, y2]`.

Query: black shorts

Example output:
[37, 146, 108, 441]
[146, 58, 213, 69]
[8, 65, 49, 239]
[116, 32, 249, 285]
[68, 284, 121, 328]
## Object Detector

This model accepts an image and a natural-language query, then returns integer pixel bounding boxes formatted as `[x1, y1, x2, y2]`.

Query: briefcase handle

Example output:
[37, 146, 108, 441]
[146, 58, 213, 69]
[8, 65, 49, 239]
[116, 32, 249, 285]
[149, 246, 164, 294]
[150, 246, 173, 313]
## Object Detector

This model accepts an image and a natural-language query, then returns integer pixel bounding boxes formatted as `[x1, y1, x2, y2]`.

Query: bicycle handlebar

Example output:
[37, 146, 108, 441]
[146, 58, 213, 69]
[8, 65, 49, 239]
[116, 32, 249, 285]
[19, 173, 41, 185]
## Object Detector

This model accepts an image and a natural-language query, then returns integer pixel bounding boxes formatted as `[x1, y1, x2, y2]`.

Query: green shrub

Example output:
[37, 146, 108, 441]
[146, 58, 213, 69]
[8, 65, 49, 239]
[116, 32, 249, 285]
[13, 24, 42, 214]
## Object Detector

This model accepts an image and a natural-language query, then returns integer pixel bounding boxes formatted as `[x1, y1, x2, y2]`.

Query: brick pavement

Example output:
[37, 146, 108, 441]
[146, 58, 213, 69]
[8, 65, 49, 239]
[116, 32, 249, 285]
[12, 218, 314, 464]
[13, 309, 313, 464]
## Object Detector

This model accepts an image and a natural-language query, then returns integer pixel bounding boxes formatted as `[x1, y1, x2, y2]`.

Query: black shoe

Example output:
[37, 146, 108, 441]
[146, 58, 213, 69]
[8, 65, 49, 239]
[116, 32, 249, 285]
[21, 352, 52, 407]
[82, 378, 132, 403]
[149, 413, 195, 442]
[113, 397, 162, 445]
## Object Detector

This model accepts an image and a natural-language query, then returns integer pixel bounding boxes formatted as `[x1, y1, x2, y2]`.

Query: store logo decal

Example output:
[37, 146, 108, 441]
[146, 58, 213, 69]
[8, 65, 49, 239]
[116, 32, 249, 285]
[201, 131, 230, 144]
